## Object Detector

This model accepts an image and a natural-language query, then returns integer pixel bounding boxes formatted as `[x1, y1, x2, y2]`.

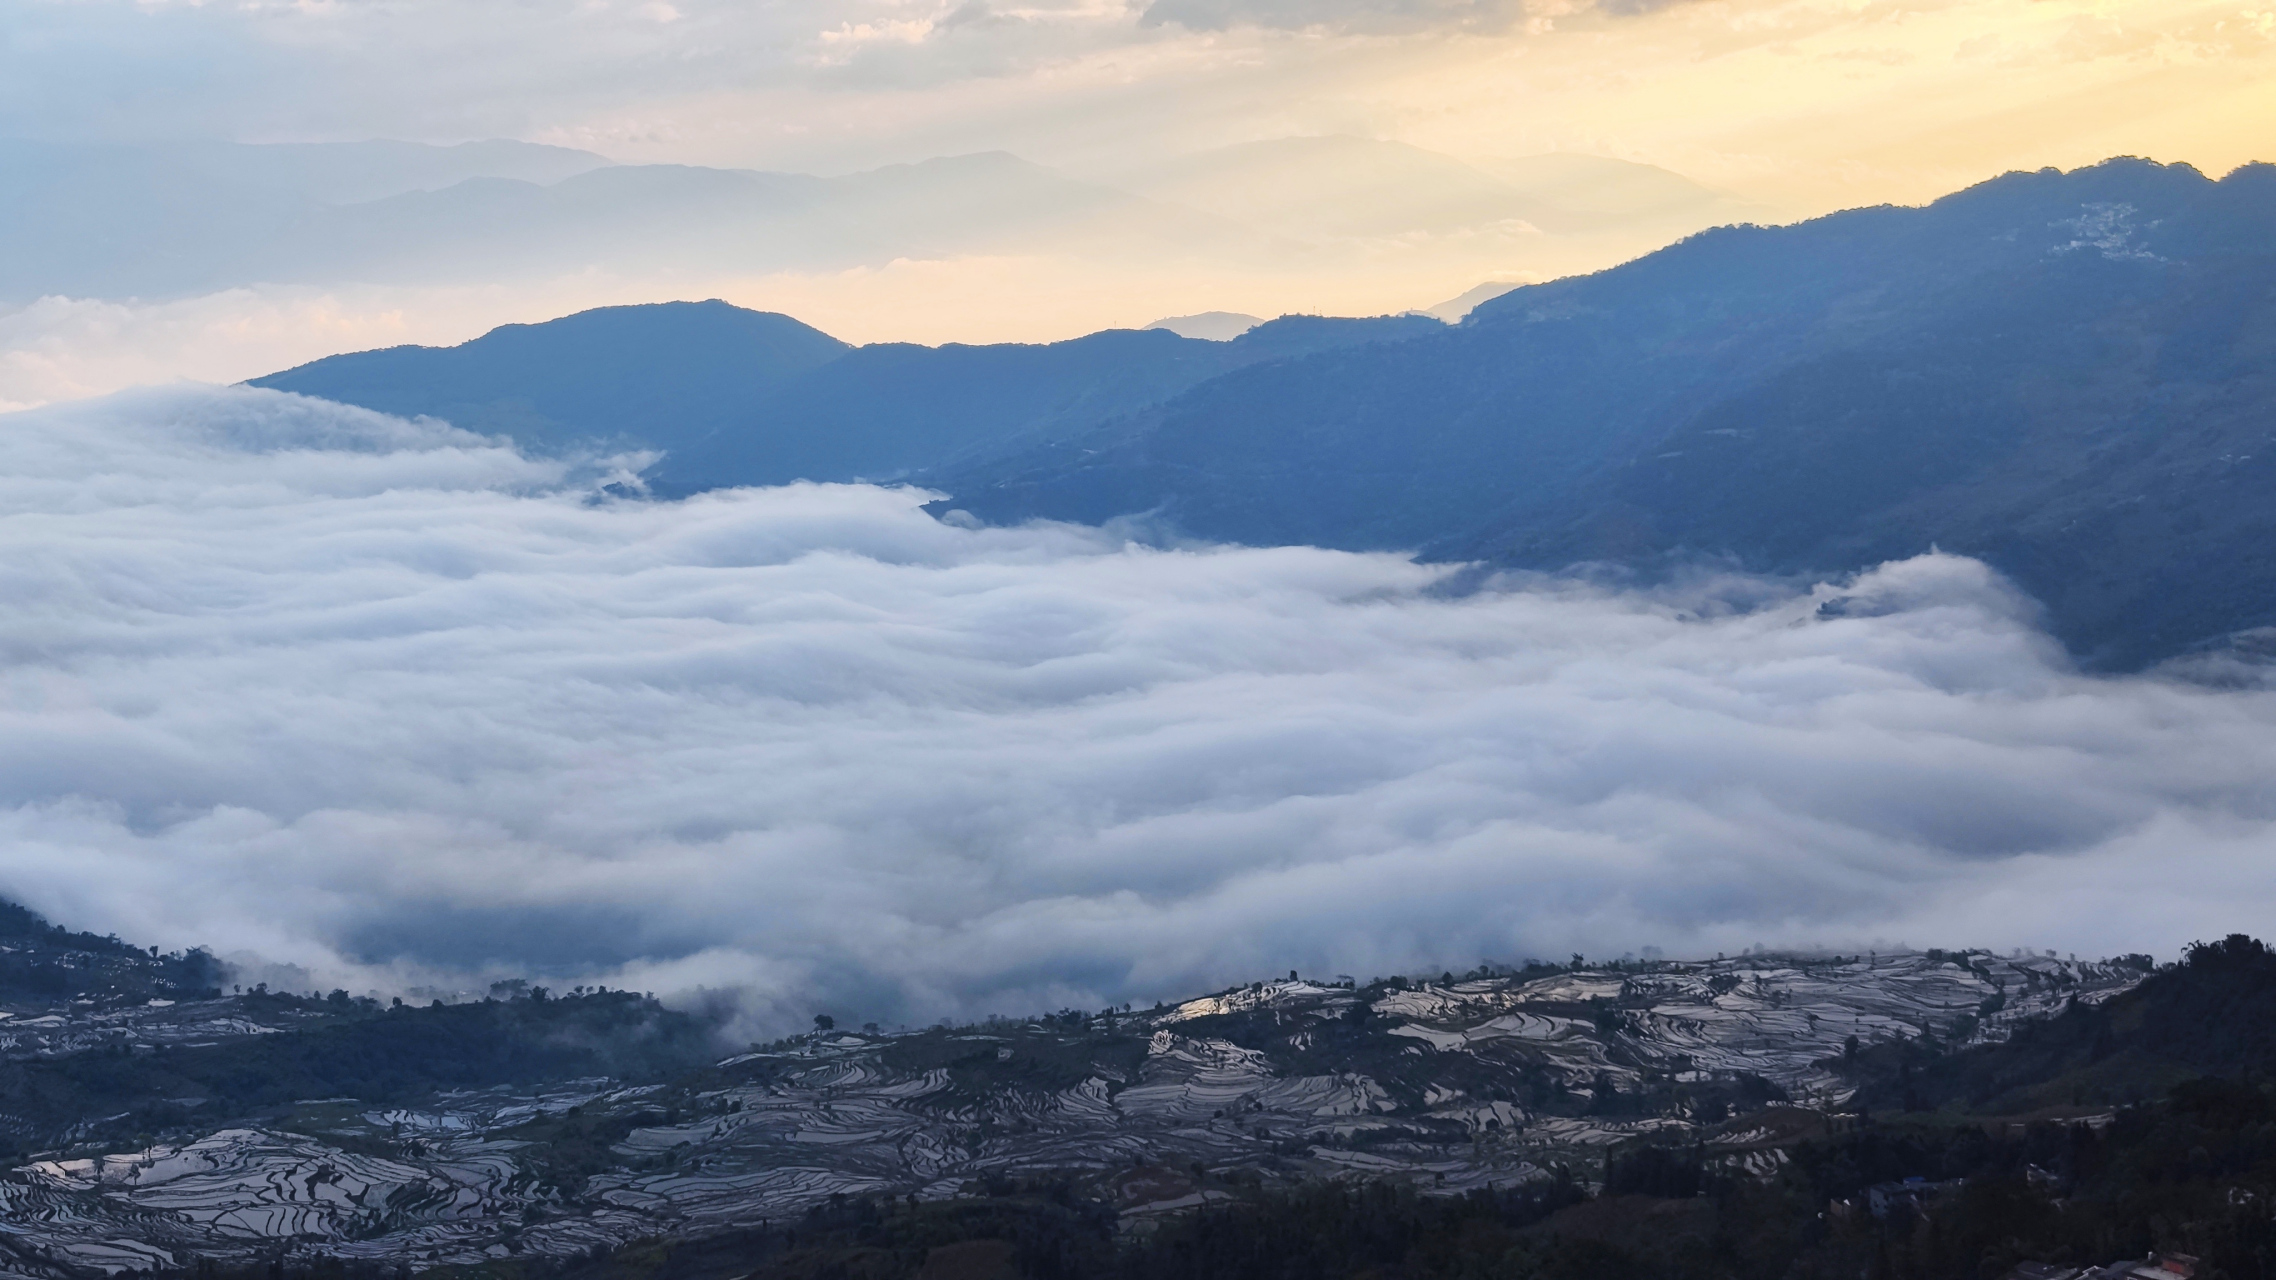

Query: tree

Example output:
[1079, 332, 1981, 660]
[813, 1014, 835, 1032]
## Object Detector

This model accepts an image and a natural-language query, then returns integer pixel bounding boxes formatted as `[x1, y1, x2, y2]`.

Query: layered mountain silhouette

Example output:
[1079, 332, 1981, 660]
[1116, 137, 1755, 242]
[251, 302, 855, 462]
[1, 137, 1752, 305]
[0, 143, 1277, 300]
[940, 158, 2276, 670]
[0, 138, 611, 299]
[252, 303, 1446, 490]
[254, 158, 2276, 670]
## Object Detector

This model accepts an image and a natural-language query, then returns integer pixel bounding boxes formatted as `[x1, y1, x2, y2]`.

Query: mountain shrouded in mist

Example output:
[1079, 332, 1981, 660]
[257, 158, 2276, 671]
[937, 158, 2276, 670]
[0, 137, 1746, 309]
[0, 143, 1264, 302]
[0, 139, 612, 300]
[1115, 136, 1754, 241]
[0, 135, 1777, 413]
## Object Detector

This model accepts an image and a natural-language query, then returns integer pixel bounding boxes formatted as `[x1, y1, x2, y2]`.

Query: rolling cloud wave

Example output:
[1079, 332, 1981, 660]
[3, 385, 2272, 1035]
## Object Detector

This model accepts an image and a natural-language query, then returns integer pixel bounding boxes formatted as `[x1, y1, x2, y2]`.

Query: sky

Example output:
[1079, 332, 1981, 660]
[1, 0, 2268, 208]
[0, 0, 2269, 396]
[5, 385, 2274, 1032]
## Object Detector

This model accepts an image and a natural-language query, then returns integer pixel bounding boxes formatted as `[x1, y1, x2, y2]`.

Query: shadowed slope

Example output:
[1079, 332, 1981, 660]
[934, 159, 2276, 669]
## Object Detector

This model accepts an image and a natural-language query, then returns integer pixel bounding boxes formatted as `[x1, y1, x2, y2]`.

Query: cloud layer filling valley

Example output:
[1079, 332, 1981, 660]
[4, 385, 2273, 1033]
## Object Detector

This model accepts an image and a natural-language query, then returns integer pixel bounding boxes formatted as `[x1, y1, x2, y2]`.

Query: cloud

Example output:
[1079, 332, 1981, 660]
[0, 0, 1146, 145]
[1137, 0, 1530, 35]
[4, 384, 2275, 1035]
[0, 0, 1701, 167]
[1131, 0, 1702, 35]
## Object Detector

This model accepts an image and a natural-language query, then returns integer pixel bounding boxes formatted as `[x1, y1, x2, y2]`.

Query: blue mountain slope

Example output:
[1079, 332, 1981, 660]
[932, 159, 2276, 670]
[253, 159, 2276, 668]
[250, 303, 1445, 490]
[251, 300, 854, 456]
[652, 313, 1449, 488]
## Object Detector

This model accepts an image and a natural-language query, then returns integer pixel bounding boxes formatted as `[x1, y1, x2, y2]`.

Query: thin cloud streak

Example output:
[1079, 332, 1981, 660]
[2, 0, 2264, 210]
[2, 385, 2272, 1034]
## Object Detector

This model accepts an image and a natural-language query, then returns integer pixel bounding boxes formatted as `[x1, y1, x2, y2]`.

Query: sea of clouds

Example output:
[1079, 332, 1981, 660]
[4, 384, 2274, 1035]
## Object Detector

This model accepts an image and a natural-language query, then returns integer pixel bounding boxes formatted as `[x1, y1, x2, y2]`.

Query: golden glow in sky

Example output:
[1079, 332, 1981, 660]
[0, 0, 2266, 400]
[526, 0, 2276, 215]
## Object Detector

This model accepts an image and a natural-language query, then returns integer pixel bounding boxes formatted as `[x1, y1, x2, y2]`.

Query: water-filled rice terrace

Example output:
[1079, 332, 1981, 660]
[0, 950, 2139, 1273]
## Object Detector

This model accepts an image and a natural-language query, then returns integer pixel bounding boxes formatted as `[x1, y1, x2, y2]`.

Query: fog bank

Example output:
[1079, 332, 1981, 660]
[4, 386, 2272, 1034]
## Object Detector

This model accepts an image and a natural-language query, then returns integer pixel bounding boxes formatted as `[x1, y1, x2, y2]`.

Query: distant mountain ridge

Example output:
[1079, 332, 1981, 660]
[1123, 136, 1576, 239]
[0, 145, 1272, 301]
[250, 304, 1447, 491]
[250, 301, 854, 460]
[0, 138, 614, 300]
[250, 157, 2276, 670]
[0, 137, 1758, 310]
[1116, 137, 1757, 242]
[936, 158, 2276, 670]
[1144, 311, 1263, 340]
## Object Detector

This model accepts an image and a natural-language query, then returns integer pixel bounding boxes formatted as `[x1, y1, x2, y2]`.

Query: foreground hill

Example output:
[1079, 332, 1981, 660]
[1848, 933, 2276, 1114]
[0, 897, 2269, 1279]
[941, 158, 2276, 670]
[0, 910, 2153, 1268]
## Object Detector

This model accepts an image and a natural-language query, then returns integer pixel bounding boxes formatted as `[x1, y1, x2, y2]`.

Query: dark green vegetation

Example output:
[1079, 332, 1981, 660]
[0, 898, 223, 1005]
[0, 902, 708, 1157]
[17, 933, 2276, 1278]
[252, 305, 1442, 494]
[194, 1081, 2276, 1280]
[870, 1018, 1152, 1110]
[1065, 1089, 2276, 1280]
[534, 1183, 1121, 1280]
[1846, 935, 2276, 1115]
[0, 988, 716, 1157]
[946, 158, 2276, 670]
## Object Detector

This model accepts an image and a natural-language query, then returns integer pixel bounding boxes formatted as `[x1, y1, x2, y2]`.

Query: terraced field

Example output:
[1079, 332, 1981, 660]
[0, 950, 2142, 1273]
[0, 1001, 314, 1059]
